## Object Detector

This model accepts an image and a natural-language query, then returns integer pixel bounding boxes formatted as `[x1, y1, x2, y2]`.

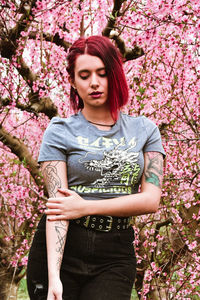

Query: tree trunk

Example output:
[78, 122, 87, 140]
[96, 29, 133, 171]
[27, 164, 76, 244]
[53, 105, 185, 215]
[146, 288, 167, 300]
[0, 271, 19, 300]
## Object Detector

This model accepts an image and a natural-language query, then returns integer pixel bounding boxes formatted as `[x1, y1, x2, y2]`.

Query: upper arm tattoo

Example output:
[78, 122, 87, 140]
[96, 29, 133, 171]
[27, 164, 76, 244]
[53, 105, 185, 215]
[144, 152, 163, 188]
[42, 161, 61, 197]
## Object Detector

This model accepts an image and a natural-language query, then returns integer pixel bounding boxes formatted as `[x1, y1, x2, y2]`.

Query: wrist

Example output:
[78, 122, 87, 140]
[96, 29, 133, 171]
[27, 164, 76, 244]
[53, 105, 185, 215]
[48, 271, 60, 282]
[48, 264, 60, 280]
[85, 199, 101, 216]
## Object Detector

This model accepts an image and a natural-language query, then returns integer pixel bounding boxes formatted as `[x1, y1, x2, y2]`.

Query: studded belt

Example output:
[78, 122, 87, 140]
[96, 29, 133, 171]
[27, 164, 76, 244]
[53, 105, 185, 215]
[71, 215, 132, 232]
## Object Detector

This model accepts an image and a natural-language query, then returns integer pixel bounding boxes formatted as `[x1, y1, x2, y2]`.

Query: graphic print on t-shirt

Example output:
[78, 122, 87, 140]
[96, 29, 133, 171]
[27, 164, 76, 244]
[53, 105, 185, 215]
[70, 135, 142, 196]
[83, 146, 140, 187]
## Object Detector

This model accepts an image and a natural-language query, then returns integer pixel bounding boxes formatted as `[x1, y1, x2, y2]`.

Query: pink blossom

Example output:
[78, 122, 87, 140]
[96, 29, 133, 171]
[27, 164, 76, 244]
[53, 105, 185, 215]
[0, 1, 199, 298]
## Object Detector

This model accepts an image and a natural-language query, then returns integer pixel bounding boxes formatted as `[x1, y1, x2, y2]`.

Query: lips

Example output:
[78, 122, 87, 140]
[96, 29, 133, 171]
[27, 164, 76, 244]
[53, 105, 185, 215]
[89, 91, 103, 98]
[90, 91, 102, 95]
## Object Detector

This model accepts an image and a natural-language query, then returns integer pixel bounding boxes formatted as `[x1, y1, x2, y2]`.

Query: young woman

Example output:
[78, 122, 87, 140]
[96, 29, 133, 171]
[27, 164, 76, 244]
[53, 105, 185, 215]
[27, 35, 165, 300]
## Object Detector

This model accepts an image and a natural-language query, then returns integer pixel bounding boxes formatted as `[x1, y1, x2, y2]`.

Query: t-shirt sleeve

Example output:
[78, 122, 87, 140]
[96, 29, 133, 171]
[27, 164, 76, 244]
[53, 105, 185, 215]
[38, 117, 67, 163]
[142, 117, 166, 157]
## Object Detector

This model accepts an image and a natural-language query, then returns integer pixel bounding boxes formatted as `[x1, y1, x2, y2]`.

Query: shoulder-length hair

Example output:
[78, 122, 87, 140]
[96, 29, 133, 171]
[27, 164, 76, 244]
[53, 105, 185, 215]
[67, 35, 128, 121]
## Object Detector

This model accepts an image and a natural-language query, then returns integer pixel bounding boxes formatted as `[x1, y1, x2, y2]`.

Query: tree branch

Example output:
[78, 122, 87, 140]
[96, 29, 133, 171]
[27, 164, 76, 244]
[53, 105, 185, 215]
[16, 57, 37, 87]
[28, 31, 71, 52]
[102, 0, 125, 37]
[0, 94, 58, 119]
[110, 32, 144, 61]
[0, 97, 10, 108]
[27, 93, 58, 119]
[0, 125, 43, 188]
[0, 0, 37, 59]
[0, 2, 59, 119]
[102, 0, 144, 60]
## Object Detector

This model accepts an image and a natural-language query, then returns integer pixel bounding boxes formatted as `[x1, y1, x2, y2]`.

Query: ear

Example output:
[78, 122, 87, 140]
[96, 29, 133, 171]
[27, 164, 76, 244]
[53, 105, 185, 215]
[68, 76, 76, 89]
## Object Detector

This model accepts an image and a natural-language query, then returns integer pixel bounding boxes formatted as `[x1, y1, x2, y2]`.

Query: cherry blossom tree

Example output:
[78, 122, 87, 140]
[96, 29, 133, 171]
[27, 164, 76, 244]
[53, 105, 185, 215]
[0, 0, 199, 299]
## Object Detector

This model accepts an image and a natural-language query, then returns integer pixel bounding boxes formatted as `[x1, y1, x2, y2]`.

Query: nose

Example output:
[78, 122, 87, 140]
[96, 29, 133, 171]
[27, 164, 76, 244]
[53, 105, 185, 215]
[90, 73, 99, 89]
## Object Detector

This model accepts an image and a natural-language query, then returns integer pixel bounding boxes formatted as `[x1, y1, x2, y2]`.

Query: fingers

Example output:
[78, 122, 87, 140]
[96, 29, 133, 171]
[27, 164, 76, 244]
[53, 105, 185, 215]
[48, 194, 73, 203]
[45, 208, 61, 215]
[57, 188, 74, 195]
[46, 202, 60, 208]
[45, 203, 62, 214]
[47, 292, 56, 300]
[47, 215, 67, 221]
[47, 197, 71, 204]
[48, 198, 62, 203]
[47, 189, 75, 203]
[45, 199, 66, 216]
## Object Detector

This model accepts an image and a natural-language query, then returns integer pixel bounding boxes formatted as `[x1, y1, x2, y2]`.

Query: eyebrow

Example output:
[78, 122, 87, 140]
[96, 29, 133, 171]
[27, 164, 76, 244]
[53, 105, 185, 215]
[78, 67, 106, 74]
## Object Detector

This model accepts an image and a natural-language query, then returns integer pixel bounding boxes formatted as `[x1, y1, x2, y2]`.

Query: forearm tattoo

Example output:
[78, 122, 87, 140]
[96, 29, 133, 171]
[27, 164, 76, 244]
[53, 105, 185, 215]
[55, 221, 67, 253]
[144, 152, 163, 188]
[42, 161, 61, 197]
[55, 220, 68, 270]
[42, 161, 68, 270]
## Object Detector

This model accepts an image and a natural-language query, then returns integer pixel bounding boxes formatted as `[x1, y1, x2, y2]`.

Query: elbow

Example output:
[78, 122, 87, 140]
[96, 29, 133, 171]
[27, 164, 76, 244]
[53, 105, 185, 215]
[143, 191, 160, 214]
[151, 202, 159, 213]
[141, 184, 162, 214]
[143, 186, 161, 213]
[149, 196, 160, 213]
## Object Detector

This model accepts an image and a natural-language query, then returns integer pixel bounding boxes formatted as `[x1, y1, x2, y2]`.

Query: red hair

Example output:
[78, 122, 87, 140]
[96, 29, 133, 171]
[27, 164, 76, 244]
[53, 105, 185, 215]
[67, 36, 128, 121]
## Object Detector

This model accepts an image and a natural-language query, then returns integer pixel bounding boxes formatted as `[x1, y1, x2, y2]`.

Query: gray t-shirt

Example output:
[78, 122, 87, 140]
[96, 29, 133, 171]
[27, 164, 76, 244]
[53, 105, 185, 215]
[38, 111, 165, 200]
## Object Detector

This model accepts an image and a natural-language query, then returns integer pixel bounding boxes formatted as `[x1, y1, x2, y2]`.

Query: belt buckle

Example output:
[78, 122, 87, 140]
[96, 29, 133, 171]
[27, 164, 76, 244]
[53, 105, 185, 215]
[103, 216, 113, 232]
[83, 216, 90, 228]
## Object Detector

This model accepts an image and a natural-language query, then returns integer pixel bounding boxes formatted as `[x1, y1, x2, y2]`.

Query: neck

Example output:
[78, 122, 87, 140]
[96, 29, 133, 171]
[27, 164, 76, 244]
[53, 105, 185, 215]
[81, 107, 114, 125]
[87, 120, 116, 127]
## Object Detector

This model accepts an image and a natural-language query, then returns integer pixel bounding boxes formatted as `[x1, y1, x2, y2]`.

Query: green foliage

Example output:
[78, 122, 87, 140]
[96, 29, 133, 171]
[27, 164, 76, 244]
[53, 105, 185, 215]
[17, 278, 29, 300]
[131, 285, 139, 299]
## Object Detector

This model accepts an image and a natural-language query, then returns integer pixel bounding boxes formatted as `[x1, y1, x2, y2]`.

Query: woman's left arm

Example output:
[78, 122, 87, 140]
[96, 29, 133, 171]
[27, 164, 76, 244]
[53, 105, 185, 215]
[45, 152, 164, 219]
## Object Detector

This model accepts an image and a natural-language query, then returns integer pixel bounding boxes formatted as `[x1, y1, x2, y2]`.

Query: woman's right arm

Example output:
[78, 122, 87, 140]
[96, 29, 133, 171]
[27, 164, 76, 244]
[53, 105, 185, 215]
[41, 160, 68, 300]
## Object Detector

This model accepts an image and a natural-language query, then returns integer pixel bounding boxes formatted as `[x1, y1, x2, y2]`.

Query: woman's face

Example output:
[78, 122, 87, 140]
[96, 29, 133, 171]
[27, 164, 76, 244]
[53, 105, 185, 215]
[72, 54, 108, 110]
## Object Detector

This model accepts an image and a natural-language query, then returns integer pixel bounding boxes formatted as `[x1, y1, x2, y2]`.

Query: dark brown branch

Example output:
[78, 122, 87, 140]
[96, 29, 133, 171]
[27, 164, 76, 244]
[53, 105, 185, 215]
[0, 43, 58, 118]
[102, 0, 125, 37]
[16, 57, 37, 87]
[155, 218, 173, 231]
[190, 171, 200, 186]
[0, 94, 58, 119]
[0, 0, 37, 59]
[28, 31, 71, 52]
[0, 2, 61, 120]
[0, 97, 10, 108]
[102, 0, 144, 60]
[28, 93, 58, 119]
[0, 125, 43, 188]
[110, 32, 144, 61]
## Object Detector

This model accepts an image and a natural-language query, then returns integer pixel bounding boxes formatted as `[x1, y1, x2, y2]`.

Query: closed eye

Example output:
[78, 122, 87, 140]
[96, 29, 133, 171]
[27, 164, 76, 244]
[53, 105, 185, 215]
[79, 71, 89, 80]
[80, 73, 107, 80]
[78, 68, 107, 80]
[80, 75, 89, 80]
[98, 72, 107, 77]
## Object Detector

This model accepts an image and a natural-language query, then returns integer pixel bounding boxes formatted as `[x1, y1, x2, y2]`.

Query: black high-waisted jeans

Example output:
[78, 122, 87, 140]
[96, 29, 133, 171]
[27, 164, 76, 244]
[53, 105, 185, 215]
[27, 215, 136, 300]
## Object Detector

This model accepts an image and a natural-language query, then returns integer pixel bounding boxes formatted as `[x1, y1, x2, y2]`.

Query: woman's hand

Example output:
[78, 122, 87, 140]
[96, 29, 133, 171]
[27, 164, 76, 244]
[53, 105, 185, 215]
[45, 188, 88, 221]
[47, 277, 63, 300]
